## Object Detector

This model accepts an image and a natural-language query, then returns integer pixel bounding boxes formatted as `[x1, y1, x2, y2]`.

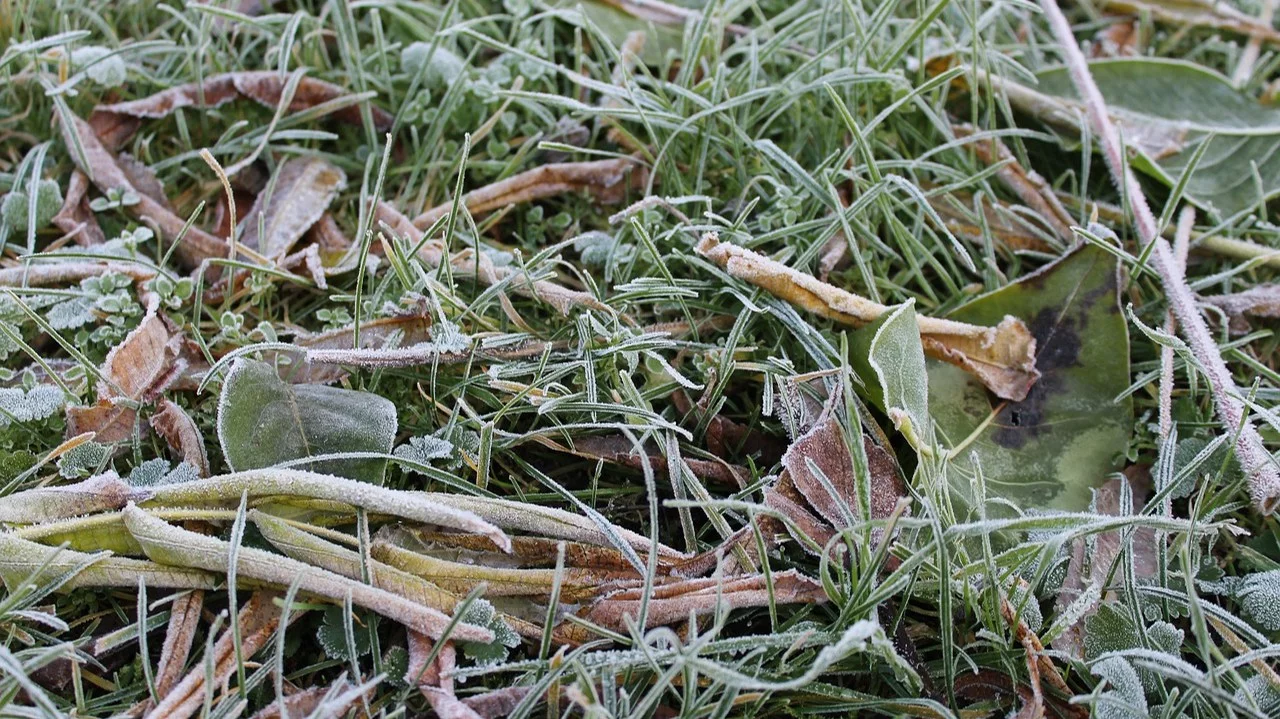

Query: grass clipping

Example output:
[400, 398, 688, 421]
[697, 233, 1039, 401]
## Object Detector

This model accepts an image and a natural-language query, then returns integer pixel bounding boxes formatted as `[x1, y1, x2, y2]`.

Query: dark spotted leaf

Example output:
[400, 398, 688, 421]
[928, 244, 1131, 512]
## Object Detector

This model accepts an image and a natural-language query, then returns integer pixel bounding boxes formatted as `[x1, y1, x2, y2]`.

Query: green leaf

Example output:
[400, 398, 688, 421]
[317, 604, 372, 661]
[1035, 58, 1280, 218]
[216, 359, 398, 484]
[850, 300, 935, 453]
[927, 244, 1131, 512]
[456, 599, 521, 666]
[549, 0, 686, 66]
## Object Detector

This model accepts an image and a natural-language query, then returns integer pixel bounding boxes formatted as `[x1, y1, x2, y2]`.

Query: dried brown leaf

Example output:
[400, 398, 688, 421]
[377, 201, 609, 315]
[65, 401, 139, 444]
[51, 170, 105, 246]
[150, 398, 209, 477]
[247, 676, 373, 719]
[1202, 283, 1280, 333]
[149, 591, 290, 719]
[696, 233, 1039, 401]
[544, 434, 748, 486]
[99, 312, 172, 401]
[927, 191, 1057, 253]
[463, 686, 535, 719]
[60, 114, 230, 268]
[116, 153, 172, 210]
[90, 71, 393, 151]
[953, 125, 1075, 245]
[410, 157, 647, 230]
[238, 157, 346, 260]
[1101, 0, 1280, 43]
[580, 570, 826, 631]
[153, 590, 204, 703]
[0, 472, 137, 523]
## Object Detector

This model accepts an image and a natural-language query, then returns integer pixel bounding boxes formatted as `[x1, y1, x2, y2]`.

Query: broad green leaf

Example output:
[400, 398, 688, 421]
[850, 300, 935, 453]
[1034, 58, 1280, 218]
[217, 358, 397, 484]
[927, 245, 1131, 512]
[550, 1, 686, 66]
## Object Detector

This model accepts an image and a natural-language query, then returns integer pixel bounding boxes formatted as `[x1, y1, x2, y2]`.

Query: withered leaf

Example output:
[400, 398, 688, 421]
[247, 676, 374, 719]
[65, 401, 139, 444]
[541, 433, 748, 486]
[411, 156, 648, 230]
[150, 398, 209, 477]
[59, 114, 230, 269]
[1202, 283, 1280, 334]
[952, 125, 1075, 245]
[116, 153, 172, 210]
[238, 157, 347, 260]
[927, 191, 1056, 254]
[153, 590, 204, 704]
[1100, 0, 1280, 44]
[580, 570, 826, 631]
[696, 233, 1039, 401]
[67, 312, 181, 443]
[50, 170, 105, 246]
[90, 71, 394, 151]
[378, 201, 609, 315]
[0, 471, 137, 524]
[149, 592, 291, 719]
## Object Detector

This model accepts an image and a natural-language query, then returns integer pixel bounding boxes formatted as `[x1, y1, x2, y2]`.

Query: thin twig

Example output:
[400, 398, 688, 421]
[1038, 0, 1280, 514]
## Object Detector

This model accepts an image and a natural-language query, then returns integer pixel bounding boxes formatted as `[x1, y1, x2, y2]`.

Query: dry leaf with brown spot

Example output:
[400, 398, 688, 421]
[50, 170, 105, 246]
[150, 398, 209, 476]
[696, 233, 1039, 401]
[60, 114, 230, 269]
[238, 157, 346, 260]
[1202, 283, 1280, 334]
[377, 201, 609, 315]
[411, 156, 648, 230]
[89, 71, 394, 151]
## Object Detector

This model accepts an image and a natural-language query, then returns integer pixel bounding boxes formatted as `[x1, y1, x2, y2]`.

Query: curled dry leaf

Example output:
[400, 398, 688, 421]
[237, 157, 346, 261]
[50, 170, 105, 246]
[1099, 0, 1280, 44]
[1202, 283, 1280, 334]
[696, 233, 1039, 401]
[0, 472, 137, 523]
[148, 591, 290, 719]
[152, 590, 204, 705]
[66, 311, 182, 443]
[60, 114, 230, 269]
[120, 504, 495, 643]
[0, 533, 217, 592]
[377, 201, 610, 315]
[927, 190, 1056, 254]
[141, 469, 512, 551]
[410, 156, 648, 230]
[463, 686, 535, 719]
[579, 569, 827, 632]
[89, 71, 394, 151]
[952, 124, 1075, 245]
[150, 398, 209, 477]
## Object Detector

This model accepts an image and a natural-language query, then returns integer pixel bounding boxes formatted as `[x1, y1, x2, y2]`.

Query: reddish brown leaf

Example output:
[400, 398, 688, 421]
[60, 114, 230, 268]
[50, 170, 105, 246]
[116, 153, 172, 210]
[410, 157, 648, 230]
[149, 591, 293, 719]
[1203, 283, 1280, 334]
[580, 570, 826, 631]
[91, 71, 393, 151]
[463, 686, 535, 719]
[237, 157, 346, 260]
[150, 398, 209, 477]
[99, 312, 172, 401]
[154, 590, 204, 702]
[65, 401, 138, 444]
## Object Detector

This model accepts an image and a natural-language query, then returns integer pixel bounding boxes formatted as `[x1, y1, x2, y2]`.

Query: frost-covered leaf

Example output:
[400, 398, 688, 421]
[573, 231, 634, 267]
[237, 157, 346, 261]
[1, 179, 62, 230]
[401, 43, 465, 86]
[457, 599, 520, 666]
[70, 46, 128, 86]
[0, 386, 67, 428]
[1236, 570, 1280, 631]
[1093, 656, 1148, 719]
[1034, 58, 1280, 218]
[127, 458, 199, 488]
[1235, 675, 1280, 717]
[217, 358, 398, 483]
[317, 604, 372, 661]
[394, 435, 456, 471]
[928, 244, 1131, 512]
[45, 297, 96, 330]
[850, 300, 934, 452]
[57, 441, 109, 479]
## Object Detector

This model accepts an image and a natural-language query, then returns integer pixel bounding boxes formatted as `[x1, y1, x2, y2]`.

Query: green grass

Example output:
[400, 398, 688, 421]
[2, 1, 1280, 717]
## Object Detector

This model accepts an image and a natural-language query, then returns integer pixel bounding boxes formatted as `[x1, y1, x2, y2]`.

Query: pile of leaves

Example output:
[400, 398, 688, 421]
[2, 1, 1280, 717]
